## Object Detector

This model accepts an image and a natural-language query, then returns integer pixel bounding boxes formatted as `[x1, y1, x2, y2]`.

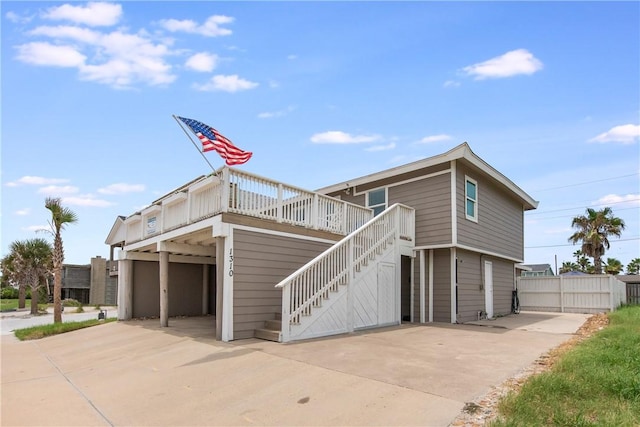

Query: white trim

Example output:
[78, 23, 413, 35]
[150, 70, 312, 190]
[316, 142, 538, 210]
[428, 249, 434, 323]
[365, 187, 388, 215]
[419, 249, 426, 323]
[351, 169, 451, 196]
[189, 175, 220, 193]
[464, 175, 478, 223]
[119, 250, 215, 265]
[142, 204, 162, 215]
[162, 192, 187, 206]
[222, 229, 234, 342]
[451, 247, 457, 323]
[412, 243, 524, 264]
[231, 223, 339, 245]
[123, 216, 218, 252]
[410, 255, 415, 322]
[124, 214, 141, 225]
[450, 160, 457, 245]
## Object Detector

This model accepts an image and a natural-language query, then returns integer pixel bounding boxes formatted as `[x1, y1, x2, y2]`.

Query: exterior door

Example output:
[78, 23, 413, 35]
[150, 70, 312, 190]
[377, 262, 396, 325]
[484, 261, 494, 319]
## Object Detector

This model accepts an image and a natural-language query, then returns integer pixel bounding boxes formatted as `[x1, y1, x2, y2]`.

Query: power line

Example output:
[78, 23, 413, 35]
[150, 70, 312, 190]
[527, 198, 640, 216]
[525, 237, 640, 249]
[531, 172, 640, 193]
[526, 206, 640, 221]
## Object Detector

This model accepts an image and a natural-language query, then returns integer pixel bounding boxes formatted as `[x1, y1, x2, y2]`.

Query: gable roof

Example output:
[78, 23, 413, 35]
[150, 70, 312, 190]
[316, 142, 538, 211]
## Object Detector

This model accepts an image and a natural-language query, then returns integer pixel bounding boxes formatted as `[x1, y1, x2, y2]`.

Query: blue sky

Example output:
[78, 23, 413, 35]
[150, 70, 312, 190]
[2, 1, 639, 272]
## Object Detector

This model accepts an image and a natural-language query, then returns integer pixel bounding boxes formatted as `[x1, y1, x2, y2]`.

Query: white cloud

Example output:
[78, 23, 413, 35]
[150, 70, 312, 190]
[6, 11, 32, 24]
[185, 52, 218, 72]
[257, 106, 295, 119]
[310, 131, 381, 144]
[24, 225, 50, 233]
[29, 25, 101, 43]
[417, 134, 452, 144]
[15, 208, 31, 216]
[15, 42, 86, 67]
[159, 15, 233, 37]
[443, 80, 461, 88]
[365, 143, 396, 152]
[98, 183, 146, 195]
[462, 49, 543, 80]
[588, 124, 640, 144]
[62, 195, 114, 207]
[42, 2, 122, 27]
[287, 54, 298, 60]
[37, 185, 80, 195]
[594, 193, 640, 208]
[193, 74, 258, 92]
[17, 24, 176, 88]
[7, 176, 70, 186]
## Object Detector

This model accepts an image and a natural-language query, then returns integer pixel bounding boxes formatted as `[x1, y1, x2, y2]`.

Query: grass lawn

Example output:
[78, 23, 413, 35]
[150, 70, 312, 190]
[14, 318, 117, 340]
[491, 305, 640, 426]
[0, 298, 30, 311]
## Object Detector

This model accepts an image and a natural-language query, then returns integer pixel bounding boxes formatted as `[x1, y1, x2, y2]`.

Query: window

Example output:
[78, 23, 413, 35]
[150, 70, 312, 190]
[465, 177, 478, 222]
[367, 188, 387, 216]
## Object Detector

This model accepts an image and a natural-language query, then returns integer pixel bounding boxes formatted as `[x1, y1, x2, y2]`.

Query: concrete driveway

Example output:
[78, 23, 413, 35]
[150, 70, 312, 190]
[1, 311, 590, 426]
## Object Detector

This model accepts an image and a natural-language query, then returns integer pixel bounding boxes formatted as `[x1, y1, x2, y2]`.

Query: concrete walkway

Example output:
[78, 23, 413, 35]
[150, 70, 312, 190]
[1, 311, 590, 426]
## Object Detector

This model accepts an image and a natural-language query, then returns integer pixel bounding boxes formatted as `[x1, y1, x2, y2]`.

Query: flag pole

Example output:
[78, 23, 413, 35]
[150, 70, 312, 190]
[172, 114, 218, 174]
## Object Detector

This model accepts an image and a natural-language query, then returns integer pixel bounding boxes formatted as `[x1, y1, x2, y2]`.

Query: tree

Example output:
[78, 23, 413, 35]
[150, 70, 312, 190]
[627, 258, 640, 275]
[6, 239, 53, 314]
[1, 252, 27, 308]
[568, 207, 625, 274]
[44, 197, 78, 323]
[573, 249, 592, 273]
[559, 261, 579, 274]
[604, 257, 623, 275]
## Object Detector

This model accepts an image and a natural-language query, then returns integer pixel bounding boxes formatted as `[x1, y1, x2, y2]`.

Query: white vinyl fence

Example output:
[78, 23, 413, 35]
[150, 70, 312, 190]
[517, 275, 627, 314]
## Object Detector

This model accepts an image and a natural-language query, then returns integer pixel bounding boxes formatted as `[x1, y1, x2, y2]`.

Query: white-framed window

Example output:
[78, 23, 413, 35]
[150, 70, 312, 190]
[465, 176, 478, 222]
[367, 188, 387, 216]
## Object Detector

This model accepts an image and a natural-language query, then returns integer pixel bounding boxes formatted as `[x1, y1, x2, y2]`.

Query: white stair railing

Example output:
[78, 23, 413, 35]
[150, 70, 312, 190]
[276, 203, 415, 342]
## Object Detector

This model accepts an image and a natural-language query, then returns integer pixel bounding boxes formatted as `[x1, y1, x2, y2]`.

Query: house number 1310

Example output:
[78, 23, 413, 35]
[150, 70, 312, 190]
[228, 248, 234, 276]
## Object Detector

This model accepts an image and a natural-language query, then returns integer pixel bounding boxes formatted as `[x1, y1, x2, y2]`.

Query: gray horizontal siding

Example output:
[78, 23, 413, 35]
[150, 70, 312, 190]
[455, 251, 515, 323]
[456, 250, 484, 323]
[432, 249, 451, 322]
[456, 162, 524, 260]
[389, 172, 452, 246]
[232, 229, 332, 339]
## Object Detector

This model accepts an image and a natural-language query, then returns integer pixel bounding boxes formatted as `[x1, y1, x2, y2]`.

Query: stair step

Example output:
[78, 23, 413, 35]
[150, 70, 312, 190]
[254, 328, 281, 342]
[265, 319, 281, 330]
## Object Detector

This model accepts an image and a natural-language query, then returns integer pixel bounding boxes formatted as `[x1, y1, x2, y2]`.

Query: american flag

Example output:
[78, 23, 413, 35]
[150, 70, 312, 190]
[177, 116, 252, 166]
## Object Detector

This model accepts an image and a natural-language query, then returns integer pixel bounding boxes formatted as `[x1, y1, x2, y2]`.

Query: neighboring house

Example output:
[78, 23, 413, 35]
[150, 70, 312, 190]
[105, 142, 538, 342]
[59, 257, 118, 305]
[520, 264, 555, 277]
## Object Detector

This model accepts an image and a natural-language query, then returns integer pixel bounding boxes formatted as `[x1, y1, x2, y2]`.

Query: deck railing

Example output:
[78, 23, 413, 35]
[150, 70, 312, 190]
[275, 203, 415, 342]
[123, 167, 373, 244]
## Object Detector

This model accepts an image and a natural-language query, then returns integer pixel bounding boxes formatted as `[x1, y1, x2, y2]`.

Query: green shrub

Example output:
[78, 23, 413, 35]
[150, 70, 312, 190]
[0, 287, 19, 299]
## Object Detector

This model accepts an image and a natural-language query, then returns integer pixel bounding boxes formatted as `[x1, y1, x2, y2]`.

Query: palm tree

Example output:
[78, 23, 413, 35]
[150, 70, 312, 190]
[568, 207, 625, 274]
[7, 239, 53, 314]
[559, 261, 579, 274]
[604, 257, 623, 275]
[44, 197, 78, 323]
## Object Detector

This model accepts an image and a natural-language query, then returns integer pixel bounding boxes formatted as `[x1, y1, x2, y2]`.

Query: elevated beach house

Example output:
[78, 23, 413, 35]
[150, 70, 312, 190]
[106, 143, 538, 342]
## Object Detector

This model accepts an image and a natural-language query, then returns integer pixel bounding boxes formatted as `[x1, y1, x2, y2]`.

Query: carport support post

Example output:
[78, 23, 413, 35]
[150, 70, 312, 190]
[202, 264, 209, 315]
[159, 251, 169, 327]
[215, 237, 224, 341]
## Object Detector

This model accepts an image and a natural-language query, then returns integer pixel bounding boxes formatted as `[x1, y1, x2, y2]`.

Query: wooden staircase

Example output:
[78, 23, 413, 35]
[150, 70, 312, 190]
[254, 312, 282, 342]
